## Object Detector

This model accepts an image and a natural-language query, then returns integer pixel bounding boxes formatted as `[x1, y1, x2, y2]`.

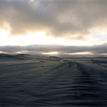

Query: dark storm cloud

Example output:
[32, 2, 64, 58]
[0, 43, 107, 55]
[0, 0, 107, 39]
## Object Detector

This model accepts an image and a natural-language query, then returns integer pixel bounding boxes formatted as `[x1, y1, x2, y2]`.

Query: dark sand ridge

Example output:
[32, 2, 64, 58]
[0, 55, 107, 106]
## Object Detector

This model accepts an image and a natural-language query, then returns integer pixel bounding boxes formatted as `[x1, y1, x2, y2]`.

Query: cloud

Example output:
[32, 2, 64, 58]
[0, 0, 107, 39]
[0, 43, 107, 55]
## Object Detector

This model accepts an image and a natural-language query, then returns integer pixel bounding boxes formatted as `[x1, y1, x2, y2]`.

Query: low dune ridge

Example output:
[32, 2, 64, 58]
[0, 54, 107, 106]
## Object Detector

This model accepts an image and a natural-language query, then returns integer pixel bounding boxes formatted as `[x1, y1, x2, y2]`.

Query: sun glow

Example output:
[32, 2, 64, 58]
[43, 52, 58, 55]
[0, 23, 107, 47]
[0, 31, 56, 46]
[67, 52, 92, 55]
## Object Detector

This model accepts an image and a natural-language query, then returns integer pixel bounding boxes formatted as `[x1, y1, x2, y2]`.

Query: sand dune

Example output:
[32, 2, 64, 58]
[0, 55, 107, 106]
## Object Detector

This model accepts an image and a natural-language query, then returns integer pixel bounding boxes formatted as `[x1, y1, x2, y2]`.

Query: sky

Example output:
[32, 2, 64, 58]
[0, 0, 107, 55]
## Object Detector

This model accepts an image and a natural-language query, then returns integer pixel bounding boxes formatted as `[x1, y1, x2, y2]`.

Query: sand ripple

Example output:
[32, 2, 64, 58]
[0, 60, 107, 106]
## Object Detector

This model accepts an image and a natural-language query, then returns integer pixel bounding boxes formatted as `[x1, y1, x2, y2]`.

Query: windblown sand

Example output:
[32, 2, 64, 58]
[0, 55, 107, 106]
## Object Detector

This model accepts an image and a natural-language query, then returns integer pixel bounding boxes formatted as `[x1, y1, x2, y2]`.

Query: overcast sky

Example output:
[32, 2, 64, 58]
[0, 0, 107, 55]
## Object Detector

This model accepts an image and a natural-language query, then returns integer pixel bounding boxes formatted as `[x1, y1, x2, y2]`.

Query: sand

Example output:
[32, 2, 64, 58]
[0, 55, 107, 106]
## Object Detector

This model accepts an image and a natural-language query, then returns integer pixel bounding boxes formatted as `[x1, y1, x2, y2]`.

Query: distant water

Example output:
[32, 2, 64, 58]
[0, 59, 107, 106]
